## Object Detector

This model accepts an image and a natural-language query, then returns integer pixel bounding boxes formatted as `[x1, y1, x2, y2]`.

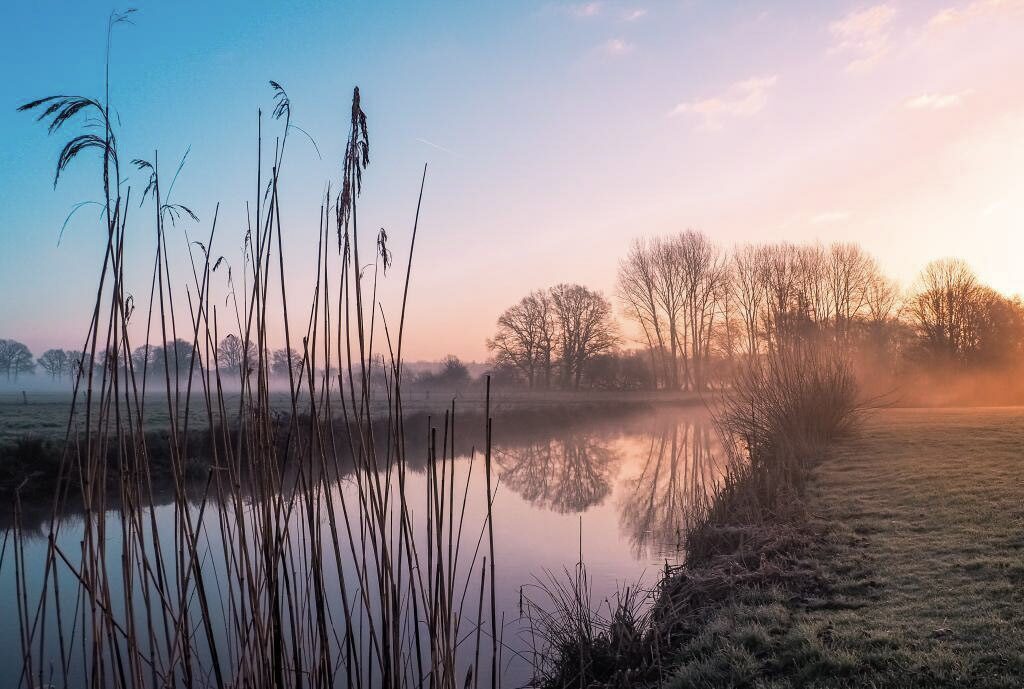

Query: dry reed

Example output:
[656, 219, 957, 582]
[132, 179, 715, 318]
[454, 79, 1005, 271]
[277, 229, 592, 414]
[10, 12, 499, 689]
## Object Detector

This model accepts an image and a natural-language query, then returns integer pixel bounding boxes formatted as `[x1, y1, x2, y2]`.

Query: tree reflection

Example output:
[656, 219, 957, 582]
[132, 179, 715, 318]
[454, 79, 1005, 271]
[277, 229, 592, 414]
[496, 433, 616, 513]
[619, 417, 724, 558]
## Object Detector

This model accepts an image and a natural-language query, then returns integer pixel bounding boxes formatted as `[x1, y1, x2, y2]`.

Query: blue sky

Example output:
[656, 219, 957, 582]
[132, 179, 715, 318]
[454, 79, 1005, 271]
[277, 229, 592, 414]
[3, 1, 1023, 358]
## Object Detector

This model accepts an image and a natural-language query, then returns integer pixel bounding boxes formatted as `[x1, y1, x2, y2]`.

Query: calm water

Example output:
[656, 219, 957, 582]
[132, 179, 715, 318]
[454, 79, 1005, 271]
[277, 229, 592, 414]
[0, 404, 725, 687]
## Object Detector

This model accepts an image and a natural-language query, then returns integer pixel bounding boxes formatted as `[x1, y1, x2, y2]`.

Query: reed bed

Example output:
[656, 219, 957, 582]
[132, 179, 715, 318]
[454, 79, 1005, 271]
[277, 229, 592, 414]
[522, 339, 863, 688]
[681, 338, 862, 564]
[9, 12, 499, 689]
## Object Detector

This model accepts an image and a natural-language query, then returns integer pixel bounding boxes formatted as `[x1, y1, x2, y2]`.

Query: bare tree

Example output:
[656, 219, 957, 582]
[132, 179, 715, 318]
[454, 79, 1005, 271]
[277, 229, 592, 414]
[549, 283, 618, 389]
[616, 230, 731, 390]
[37, 349, 70, 379]
[617, 238, 670, 387]
[792, 243, 828, 328]
[676, 230, 727, 390]
[759, 243, 803, 349]
[65, 349, 91, 382]
[437, 355, 471, 387]
[907, 258, 981, 362]
[731, 244, 766, 358]
[0, 339, 15, 380]
[487, 290, 555, 388]
[217, 334, 253, 376]
[0, 339, 36, 380]
[826, 242, 874, 339]
[271, 347, 303, 379]
[132, 345, 157, 378]
[865, 272, 899, 326]
[651, 237, 686, 388]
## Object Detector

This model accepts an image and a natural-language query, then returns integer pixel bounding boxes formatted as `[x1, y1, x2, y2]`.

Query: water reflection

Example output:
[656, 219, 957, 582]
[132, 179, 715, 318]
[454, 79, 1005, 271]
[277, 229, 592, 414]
[0, 405, 725, 688]
[3, 407, 725, 562]
[619, 417, 723, 558]
[494, 408, 726, 559]
[497, 434, 616, 513]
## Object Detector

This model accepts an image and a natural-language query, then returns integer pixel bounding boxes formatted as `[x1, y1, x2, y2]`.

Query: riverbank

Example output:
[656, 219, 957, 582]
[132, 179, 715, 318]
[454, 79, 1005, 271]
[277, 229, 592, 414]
[0, 388, 704, 444]
[664, 407, 1024, 687]
[0, 392, 704, 508]
[530, 406, 1023, 687]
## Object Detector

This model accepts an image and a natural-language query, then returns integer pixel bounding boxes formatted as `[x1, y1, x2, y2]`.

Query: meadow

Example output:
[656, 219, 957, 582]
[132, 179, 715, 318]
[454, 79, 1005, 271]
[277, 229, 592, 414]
[660, 407, 1024, 688]
[0, 388, 702, 445]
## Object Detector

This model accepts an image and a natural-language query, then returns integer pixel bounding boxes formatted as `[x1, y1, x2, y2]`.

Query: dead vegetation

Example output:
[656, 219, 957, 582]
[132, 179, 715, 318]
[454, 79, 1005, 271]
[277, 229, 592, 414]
[524, 340, 863, 688]
[8, 12, 502, 689]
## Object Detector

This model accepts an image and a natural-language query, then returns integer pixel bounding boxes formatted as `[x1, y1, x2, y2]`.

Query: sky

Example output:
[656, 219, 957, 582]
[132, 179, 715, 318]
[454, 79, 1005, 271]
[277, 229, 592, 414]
[2, 0, 1023, 361]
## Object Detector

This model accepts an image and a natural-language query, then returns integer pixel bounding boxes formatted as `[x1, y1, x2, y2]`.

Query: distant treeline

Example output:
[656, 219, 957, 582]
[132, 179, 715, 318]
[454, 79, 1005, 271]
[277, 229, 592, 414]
[0, 334, 484, 393]
[487, 230, 1024, 392]
[5, 233, 1021, 395]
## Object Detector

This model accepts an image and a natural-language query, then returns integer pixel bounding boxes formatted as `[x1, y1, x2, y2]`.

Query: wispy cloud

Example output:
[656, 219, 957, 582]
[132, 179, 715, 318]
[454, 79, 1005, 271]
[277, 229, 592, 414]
[829, 4, 896, 73]
[623, 8, 647, 21]
[904, 90, 971, 110]
[670, 75, 778, 129]
[600, 37, 634, 56]
[569, 2, 602, 18]
[927, 0, 1024, 30]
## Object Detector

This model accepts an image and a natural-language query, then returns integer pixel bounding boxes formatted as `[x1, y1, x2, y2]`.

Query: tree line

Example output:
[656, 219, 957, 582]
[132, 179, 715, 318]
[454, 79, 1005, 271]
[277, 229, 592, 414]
[7, 234, 1021, 393]
[0, 333, 479, 394]
[0, 335, 307, 384]
[487, 230, 1024, 390]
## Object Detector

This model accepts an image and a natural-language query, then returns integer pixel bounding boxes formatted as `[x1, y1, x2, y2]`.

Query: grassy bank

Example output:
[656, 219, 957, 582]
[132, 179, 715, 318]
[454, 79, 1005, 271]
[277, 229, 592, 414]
[662, 408, 1024, 688]
[527, 343, 860, 687]
[531, 402, 1023, 687]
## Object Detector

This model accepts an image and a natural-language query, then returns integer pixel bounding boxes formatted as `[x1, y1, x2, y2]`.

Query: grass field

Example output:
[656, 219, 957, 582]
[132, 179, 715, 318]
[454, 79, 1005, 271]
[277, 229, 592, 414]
[0, 388, 702, 444]
[668, 407, 1024, 688]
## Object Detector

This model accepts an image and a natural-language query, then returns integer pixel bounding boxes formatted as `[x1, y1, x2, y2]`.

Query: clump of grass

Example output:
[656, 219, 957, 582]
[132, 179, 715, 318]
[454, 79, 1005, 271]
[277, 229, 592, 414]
[523, 564, 651, 688]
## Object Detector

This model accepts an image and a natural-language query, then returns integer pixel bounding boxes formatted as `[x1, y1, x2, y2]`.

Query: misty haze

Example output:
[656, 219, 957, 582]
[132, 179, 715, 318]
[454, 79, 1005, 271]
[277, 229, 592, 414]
[1, 3, 1022, 689]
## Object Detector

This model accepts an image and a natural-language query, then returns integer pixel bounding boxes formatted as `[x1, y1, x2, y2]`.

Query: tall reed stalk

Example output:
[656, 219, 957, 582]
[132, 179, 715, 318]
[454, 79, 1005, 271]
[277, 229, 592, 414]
[12, 13, 499, 689]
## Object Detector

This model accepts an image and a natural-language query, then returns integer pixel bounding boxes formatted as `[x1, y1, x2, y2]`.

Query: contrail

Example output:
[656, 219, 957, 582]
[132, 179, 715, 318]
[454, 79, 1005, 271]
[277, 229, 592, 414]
[416, 138, 457, 155]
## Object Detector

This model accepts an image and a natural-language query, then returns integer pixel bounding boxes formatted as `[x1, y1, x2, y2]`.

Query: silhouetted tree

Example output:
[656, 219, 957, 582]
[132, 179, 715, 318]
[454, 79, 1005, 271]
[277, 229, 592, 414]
[615, 231, 727, 390]
[907, 258, 982, 363]
[730, 244, 766, 358]
[131, 345, 157, 377]
[414, 355, 472, 390]
[65, 349, 91, 381]
[271, 348, 302, 379]
[487, 290, 555, 388]
[217, 334, 253, 376]
[0, 340, 35, 380]
[549, 283, 618, 389]
[618, 238, 671, 387]
[37, 349, 69, 379]
[151, 339, 196, 382]
[437, 355, 470, 386]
